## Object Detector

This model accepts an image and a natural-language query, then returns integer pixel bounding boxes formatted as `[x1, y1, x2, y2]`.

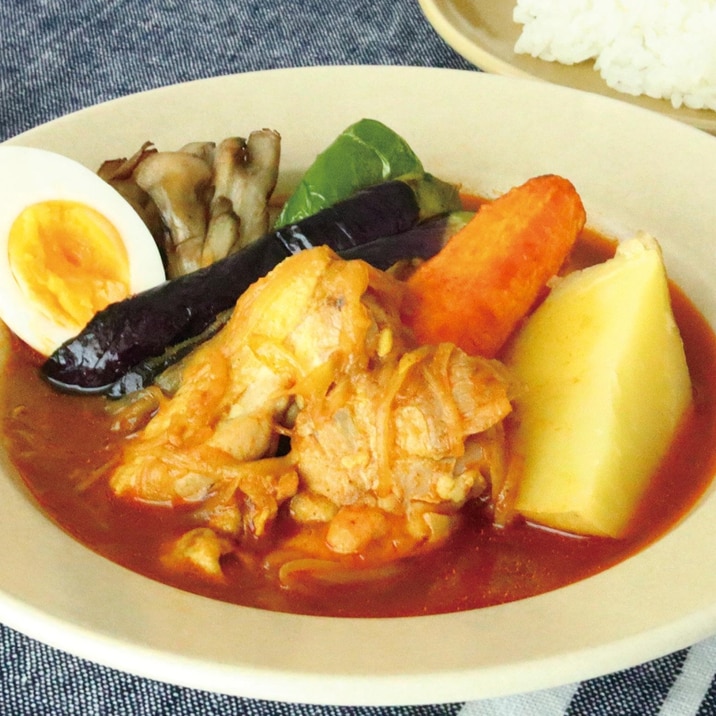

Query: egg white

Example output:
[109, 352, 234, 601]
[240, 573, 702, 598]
[0, 146, 166, 356]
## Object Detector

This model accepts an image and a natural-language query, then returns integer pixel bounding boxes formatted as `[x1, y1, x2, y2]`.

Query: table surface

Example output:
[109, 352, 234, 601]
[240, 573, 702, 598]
[2, 1, 716, 714]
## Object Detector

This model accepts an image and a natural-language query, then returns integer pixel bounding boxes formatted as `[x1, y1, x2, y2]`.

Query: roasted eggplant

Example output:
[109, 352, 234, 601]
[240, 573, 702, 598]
[43, 179, 458, 394]
[105, 210, 473, 397]
[340, 210, 473, 270]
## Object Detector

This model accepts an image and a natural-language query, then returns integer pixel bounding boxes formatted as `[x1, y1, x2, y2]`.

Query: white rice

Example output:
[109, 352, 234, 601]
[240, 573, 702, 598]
[513, 0, 716, 111]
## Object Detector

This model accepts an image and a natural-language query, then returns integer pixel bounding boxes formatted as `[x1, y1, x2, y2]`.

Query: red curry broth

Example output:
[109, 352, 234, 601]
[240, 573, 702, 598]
[2, 230, 716, 618]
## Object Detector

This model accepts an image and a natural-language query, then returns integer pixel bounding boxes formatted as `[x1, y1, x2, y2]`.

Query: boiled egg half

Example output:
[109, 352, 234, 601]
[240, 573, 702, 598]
[0, 146, 165, 356]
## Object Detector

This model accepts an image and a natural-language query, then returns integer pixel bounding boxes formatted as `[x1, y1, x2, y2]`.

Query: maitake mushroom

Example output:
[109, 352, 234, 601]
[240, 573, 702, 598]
[98, 130, 281, 279]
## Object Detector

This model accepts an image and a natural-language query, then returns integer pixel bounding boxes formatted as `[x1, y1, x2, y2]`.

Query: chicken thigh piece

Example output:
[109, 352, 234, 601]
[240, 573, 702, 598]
[109, 244, 514, 576]
[109, 245, 410, 537]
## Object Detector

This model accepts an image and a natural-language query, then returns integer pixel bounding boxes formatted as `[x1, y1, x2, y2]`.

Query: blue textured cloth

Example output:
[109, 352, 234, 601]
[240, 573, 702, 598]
[0, 0, 472, 142]
[2, 1, 716, 714]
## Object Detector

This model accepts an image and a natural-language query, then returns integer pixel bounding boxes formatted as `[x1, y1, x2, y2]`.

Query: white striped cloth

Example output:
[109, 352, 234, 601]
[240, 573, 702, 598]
[2, 624, 716, 715]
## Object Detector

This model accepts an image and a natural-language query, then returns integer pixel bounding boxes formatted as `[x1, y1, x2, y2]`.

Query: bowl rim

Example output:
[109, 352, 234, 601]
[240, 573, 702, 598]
[2, 65, 716, 706]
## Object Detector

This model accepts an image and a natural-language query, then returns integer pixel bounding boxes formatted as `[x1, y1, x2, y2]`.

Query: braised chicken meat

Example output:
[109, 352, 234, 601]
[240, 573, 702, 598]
[109, 245, 513, 577]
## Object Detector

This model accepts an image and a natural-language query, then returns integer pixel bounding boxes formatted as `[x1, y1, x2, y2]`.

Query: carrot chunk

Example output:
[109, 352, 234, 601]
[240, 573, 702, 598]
[402, 174, 586, 358]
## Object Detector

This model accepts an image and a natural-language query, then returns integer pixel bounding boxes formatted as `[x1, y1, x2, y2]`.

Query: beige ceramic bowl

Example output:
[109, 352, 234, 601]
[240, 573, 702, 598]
[1, 66, 716, 705]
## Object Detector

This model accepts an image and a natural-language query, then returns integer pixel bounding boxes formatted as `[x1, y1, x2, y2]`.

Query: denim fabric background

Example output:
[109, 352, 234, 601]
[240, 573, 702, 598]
[0, 0, 473, 142]
[1, 1, 716, 714]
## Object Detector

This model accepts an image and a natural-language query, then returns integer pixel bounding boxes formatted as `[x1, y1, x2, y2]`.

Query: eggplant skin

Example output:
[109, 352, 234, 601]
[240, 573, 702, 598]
[42, 180, 422, 394]
[340, 211, 473, 270]
[105, 211, 472, 398]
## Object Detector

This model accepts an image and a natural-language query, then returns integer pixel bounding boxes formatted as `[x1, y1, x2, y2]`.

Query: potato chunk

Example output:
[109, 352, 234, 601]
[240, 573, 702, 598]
[507, 234, 692, 537]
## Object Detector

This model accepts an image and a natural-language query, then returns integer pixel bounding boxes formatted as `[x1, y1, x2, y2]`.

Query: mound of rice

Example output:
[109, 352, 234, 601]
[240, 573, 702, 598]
[513, 0, 716, 111]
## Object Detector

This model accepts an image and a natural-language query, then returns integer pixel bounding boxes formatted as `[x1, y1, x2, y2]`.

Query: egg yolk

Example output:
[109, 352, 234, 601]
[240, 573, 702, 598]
[8, 200, 131, 332]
